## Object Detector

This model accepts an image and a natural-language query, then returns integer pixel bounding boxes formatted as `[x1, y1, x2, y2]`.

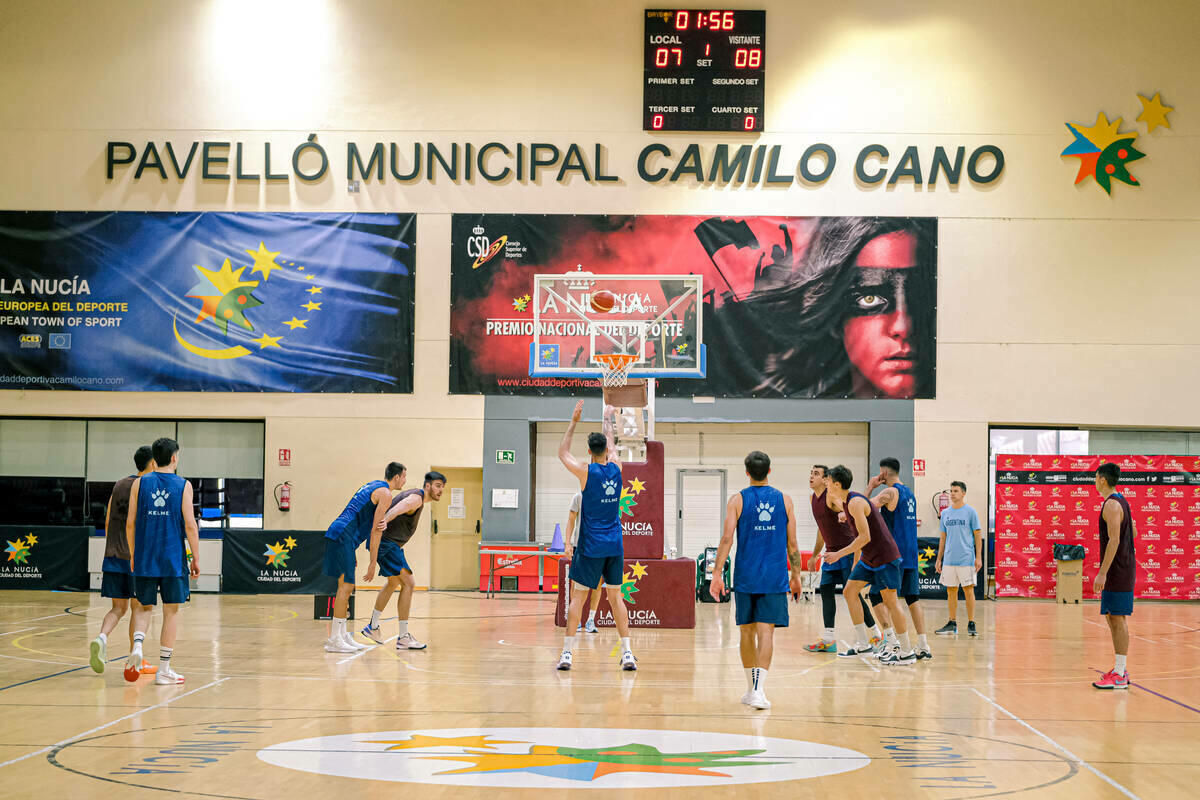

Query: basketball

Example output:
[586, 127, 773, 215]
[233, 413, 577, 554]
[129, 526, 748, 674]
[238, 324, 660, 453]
[590, 289, 616, 313]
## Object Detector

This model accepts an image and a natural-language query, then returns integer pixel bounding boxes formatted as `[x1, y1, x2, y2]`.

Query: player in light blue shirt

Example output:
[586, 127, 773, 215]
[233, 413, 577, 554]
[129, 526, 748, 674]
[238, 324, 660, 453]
[935, 481, 983, 637]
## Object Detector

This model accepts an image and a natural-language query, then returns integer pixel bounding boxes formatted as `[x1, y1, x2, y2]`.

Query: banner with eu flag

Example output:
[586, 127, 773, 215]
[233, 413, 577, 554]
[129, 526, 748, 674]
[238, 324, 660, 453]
[0, 212, 414, 392]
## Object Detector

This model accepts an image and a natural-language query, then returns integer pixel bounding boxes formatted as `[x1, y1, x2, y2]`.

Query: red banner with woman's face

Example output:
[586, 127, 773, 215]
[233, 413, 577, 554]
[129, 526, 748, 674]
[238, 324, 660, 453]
[450, 214, 938, 398]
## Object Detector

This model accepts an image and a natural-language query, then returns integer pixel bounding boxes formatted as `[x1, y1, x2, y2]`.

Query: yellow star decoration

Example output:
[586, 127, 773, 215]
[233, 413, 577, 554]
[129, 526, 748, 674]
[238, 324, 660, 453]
[283, 317, 308, 330]
[302, 301, 322, 312]
[628, 477, 646, 495]
[306, 286, 323, 295]
[304, 275, 315, 281]
[197, 258, 259, 296]
[296, 266, 305, 271]
[245, 242, 283, 280]
[1136, 92, 1174, 133]
[264, 541, 287, 565]
[366, 735, 525, 751]
[1074, 112, 1128, 151]
[252, 332, 283, 349]
[283, 536, 298, 549]
[922, 546, 937, 560]
[24, 533, 38, 546]
[630, 561, 649, 579]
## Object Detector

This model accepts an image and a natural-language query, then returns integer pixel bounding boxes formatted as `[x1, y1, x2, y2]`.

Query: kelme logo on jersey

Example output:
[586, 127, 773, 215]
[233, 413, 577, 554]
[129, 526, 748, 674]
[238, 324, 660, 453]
[756, 502, 775, 522]
[602, 480, 618, 496]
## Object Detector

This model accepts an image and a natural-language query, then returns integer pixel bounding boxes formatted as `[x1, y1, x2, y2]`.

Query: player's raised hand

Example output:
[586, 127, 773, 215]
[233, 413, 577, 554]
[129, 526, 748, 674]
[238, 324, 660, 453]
[708, 572, 726, 601]
[571, 399, 584, 423]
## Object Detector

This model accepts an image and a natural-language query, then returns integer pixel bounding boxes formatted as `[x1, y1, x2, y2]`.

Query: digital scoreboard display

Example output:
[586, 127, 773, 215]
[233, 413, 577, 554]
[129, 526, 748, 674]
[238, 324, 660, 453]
[643, 9, 765, 132]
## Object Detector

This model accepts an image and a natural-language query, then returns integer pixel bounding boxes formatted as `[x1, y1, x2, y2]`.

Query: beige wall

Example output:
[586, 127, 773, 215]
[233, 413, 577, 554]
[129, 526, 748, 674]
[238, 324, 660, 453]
[1, 0, 1197, 546]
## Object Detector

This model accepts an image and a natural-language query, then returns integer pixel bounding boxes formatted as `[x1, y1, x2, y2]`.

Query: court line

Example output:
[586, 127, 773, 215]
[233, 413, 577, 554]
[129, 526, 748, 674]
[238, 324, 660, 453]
[0, 628, 35, 637]
[971, 688, 1142, 800]
[335, 634, 398, 664]
[0, 677, 228, 771]
[0, 652, 80, 667]
[1088, 668, 1200, 716]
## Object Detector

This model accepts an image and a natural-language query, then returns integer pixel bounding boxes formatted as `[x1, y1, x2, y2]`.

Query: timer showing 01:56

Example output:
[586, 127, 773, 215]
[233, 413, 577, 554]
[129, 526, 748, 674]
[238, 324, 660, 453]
[652, 46, 761, 68]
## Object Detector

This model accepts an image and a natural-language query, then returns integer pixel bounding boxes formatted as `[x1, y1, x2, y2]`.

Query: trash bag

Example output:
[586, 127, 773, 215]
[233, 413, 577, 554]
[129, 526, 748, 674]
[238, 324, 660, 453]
[1053, 543, 1086, 561]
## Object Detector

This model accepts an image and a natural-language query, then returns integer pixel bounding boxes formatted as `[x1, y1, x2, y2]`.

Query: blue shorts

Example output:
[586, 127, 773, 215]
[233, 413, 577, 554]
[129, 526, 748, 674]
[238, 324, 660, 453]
[100, 570, 136, 600]
[819, 555, 853, 587]
[900, 567, 920, 599]
[323, 536, 357, 582]
[571, 553, 623, 590]
[849, 558, 903, 593]
[378, 539, 412, 577]
[1100, 590, 1133, 616]
[135, 575, 189, 606]
[734, 591, 789, 627]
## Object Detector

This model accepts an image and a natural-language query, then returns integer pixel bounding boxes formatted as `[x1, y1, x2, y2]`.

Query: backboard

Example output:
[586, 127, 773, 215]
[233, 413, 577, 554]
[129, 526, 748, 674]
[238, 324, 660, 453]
[528, 268, 705, 379]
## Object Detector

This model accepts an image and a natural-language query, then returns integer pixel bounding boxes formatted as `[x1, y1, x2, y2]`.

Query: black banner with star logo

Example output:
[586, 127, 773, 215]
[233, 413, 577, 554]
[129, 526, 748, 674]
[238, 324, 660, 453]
[221, 530, 337, 594]
[0, 526, 89, 590]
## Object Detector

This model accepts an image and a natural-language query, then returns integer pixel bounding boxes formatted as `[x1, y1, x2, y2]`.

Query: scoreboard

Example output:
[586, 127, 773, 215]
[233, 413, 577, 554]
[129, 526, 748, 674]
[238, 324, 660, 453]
[643, 9, 766, 132]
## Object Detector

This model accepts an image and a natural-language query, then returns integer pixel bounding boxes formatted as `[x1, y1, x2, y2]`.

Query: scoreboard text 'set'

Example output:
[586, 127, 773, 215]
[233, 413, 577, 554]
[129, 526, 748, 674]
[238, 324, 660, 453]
[643, 9, 765, 132]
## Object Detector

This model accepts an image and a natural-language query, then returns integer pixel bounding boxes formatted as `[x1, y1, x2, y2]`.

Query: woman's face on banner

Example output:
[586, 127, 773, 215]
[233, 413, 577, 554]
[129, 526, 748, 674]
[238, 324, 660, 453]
[841, 231, 921, 399]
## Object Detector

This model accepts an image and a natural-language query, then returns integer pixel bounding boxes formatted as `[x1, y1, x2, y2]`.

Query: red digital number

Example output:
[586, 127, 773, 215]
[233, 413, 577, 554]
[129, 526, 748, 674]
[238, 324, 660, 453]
[744, 115, 756, 131]
[722, 11, 735, 29]
[652, 114, 664, 130]
[708, 12, 721, 30]
[674, 10, 689, 29]
[734, 48, 761, 68]
[655, 47, 683, 67]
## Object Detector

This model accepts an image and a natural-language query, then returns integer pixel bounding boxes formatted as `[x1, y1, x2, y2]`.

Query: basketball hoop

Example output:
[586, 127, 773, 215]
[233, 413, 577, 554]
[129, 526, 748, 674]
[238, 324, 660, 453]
[595, 353, 637, 387]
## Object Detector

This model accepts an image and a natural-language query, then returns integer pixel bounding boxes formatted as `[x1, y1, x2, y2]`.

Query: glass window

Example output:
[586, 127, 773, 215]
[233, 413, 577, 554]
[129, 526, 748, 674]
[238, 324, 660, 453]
[0, 419, 86, 477]
[86, 420, 177, 481]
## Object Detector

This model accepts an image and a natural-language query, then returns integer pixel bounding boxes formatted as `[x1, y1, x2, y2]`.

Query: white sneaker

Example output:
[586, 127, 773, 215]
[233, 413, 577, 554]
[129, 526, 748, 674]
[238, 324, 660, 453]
[89, 636, 106, 674]
[154, 665, 185, 685]
[740, 691, 753, 706]
[620, 651, 638, 671]
[341, 630, 368, 650]
[748, 691, 771, 710]
[396, 633, 427, 650]
[360, 624, 384, 644]
[324, 637, 357, 653]
[557, 651, 573, 670]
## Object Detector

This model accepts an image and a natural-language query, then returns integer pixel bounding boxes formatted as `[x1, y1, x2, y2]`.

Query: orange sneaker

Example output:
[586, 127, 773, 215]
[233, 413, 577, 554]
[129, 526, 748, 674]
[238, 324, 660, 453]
[140, 660, 158, 675]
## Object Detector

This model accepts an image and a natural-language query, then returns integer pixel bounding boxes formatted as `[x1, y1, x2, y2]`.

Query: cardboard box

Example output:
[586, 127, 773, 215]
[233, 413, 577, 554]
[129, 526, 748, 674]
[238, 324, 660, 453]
[1056, 559, 1083, 604]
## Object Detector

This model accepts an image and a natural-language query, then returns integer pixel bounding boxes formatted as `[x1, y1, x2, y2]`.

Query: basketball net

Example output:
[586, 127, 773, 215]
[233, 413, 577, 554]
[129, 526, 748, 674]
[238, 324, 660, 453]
[594, 353, 637, 387]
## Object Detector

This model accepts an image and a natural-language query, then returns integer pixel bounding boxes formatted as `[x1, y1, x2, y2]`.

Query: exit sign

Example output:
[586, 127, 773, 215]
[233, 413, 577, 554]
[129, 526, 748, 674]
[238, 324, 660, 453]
[496, 449, 516, 464]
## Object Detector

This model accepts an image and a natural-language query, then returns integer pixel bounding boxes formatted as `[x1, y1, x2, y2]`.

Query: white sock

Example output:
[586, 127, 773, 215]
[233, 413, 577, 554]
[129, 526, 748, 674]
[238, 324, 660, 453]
[332, 617, 346, 638]
[398, 620, 409, 637]
[587, 610, 596, 623]
[822, 627, 834, 642]
[744, 668, 754, 690]
[132, 631, 145, 651]
[899, 631, 912, 651]
[752, 667, 768, 693]
[97, 632, 107, 644]
[370, 608, 382, 628]
[918, 634, 929, 650]
[853, 623, 869, 646]
[1115, 654, 1127, 675]
[620, 637, 631, 653]
[563, 635, 576, 653]
[884, 627, 897, 647]
[160, 646, 173, 668]
[871, 625, 882, 638]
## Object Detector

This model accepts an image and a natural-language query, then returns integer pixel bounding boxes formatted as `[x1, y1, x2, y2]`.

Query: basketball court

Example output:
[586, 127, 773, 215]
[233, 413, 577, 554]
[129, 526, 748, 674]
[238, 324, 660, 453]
[0, 590, 1196, 798]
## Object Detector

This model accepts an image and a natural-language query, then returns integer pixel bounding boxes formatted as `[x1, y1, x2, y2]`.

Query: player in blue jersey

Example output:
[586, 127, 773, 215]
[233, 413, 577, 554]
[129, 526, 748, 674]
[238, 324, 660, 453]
[123, 438, 201, 685]
[320, 462, 407, 654]
[868, 457, 931, 660]
[556, 400, 637, 672]
[709, 451, 802, 710]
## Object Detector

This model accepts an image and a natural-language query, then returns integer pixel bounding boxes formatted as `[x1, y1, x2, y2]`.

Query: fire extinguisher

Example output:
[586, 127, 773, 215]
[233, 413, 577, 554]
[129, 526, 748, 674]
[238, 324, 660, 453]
[274, 481, 291, 512]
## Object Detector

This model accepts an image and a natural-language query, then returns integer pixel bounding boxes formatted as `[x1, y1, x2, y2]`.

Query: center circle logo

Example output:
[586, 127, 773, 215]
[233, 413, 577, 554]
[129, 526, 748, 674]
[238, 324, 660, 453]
[257, 726, 870, 788]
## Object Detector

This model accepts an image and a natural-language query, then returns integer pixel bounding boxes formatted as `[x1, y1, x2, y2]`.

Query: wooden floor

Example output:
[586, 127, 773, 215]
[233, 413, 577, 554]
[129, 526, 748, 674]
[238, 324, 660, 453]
[0, 589, 1196, 799]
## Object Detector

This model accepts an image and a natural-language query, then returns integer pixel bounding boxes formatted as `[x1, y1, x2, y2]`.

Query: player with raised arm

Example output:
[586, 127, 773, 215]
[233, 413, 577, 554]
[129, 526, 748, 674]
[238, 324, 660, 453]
[556, 401, 636, 671]
[823, 465, 916, 665]
[360, 471, 447, 650]
[320, 462, 406, 654]
[709, 451, 803, 710]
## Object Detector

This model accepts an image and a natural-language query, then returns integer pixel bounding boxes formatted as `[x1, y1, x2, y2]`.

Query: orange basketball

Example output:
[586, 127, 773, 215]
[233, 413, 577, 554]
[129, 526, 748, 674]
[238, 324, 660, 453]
[591, 289, 616, 313]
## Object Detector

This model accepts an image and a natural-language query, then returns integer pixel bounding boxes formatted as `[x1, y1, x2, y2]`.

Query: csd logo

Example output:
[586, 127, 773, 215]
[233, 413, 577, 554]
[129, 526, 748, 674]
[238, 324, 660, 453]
[468, 227, 508, 269]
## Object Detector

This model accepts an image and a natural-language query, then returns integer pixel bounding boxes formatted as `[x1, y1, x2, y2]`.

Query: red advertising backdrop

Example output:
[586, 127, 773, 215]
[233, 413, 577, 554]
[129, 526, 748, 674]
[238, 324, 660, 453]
[994, 454, 1200, 601]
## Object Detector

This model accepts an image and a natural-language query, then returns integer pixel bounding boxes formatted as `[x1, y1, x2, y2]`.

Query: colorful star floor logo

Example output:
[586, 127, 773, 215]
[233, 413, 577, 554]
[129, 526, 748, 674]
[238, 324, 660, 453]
[4, 533, 36, 564]
[1062, 92, 1174, 195]
[263, 536, 298, 568]
[257, 727, 870, 788]
[173, 241, 328, 360]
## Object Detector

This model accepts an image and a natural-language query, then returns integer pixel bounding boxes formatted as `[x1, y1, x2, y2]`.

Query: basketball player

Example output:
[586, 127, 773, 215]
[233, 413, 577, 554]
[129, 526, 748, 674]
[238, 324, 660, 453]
[89, 445, 157, 675]
[868, 458, 931, 659]
[709, 451, 802, 709]
[556, 400, 636, 671]
[565, 490, 603, 633]
[804, 464, 882, 653]
[123, 438, 201, 685]
[822, 465, 916, 665]
[360, 471, 447, 650]
[320, 462, 406, 654]
[1092, 462, 1136, 690]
